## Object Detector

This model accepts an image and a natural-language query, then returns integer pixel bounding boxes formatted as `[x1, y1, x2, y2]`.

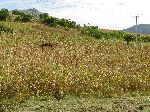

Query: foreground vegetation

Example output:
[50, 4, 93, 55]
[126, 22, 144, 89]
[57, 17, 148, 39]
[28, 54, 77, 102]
[0, 8, 150, 111]
[0, 21, 150, 98]
[2, 96, 150, 112]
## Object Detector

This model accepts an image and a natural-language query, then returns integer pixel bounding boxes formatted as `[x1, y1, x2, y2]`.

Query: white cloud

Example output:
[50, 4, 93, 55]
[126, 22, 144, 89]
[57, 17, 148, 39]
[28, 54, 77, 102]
[34, 0, 150, 29]
[1, 0, 150, 29]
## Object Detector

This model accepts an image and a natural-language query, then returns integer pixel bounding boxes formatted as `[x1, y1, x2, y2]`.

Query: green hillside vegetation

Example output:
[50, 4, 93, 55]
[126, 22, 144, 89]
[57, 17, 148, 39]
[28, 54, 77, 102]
[1, 8, 150, 43]
[0, 8, 150, 111]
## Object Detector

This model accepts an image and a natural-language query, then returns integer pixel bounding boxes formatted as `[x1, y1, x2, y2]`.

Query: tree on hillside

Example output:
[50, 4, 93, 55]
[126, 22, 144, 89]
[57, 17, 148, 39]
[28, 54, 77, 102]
[0, 8, 9, 21]
[42, 16, 58, 27]
[12, 10, 32, 22]
[20, 14, 32, 22]
[39, 13, 49, 22]
[124, 34, 134, 45]
[57, 18, 77, 28]
[15, 13, 32, 22]
[81, 25, 102, 39]
[12, 9, 24, 15]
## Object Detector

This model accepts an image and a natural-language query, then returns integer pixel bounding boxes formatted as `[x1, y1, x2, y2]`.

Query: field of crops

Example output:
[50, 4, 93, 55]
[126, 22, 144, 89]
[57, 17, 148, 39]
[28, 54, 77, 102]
[0, 21, 150, 111]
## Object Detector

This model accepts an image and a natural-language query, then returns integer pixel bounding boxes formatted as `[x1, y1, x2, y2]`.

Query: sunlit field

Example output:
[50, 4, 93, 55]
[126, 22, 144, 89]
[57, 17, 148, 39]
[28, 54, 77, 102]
[0, 21, 150, 105]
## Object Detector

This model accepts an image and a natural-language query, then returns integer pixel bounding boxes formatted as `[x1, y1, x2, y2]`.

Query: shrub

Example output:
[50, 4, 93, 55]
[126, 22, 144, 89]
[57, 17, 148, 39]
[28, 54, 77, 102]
[57, 18, 76, 28]
[123, 34, 134, 45]
[39, 13, 77, 28]
[142, 36, 150, 42]
[12, 10, 32, 22]
[12, 9, 23, 15]
[0, 24, 13, 34]
[108, 31, 126, 39]
[15, 13, 32, 22]
[20, 14, 32, 22]
[0, 8, 9, 21]
[81, 25, 102, 39]
[42, 16, 57, 27]
[39, 13, 49, 21]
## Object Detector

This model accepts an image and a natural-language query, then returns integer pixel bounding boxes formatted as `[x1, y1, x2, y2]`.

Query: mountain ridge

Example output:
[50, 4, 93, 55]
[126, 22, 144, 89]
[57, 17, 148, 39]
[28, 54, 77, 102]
[123, 24, 150, 35]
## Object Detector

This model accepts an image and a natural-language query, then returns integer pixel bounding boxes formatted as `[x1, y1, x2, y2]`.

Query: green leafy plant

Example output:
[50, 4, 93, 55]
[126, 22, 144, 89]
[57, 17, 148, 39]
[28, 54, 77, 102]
[81, 25, 103, 39]
[42, 16, 58, 27]
[12, 9, 23, 15]
[39, 13, 49, 22]
[15, 13, 32, 22]
[123, 33, 134, 45]
[142, 36, 150, 42]
[0, 8, 9, 21]
[57, 18, 76, 28]
[0, 24, 13, 34]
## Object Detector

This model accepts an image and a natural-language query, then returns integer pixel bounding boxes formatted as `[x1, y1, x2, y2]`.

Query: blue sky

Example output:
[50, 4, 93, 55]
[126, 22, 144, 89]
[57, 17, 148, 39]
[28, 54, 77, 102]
[0, 0, 150, 30]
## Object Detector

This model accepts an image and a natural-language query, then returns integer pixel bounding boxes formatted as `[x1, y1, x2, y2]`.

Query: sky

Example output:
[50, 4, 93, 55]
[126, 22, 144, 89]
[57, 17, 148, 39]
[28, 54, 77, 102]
[0, 0, 150, 30]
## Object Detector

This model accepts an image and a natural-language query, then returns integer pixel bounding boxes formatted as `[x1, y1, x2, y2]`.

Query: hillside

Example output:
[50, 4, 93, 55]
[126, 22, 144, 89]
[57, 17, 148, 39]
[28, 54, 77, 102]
[0, 21, 150, 111]
[123, 24, 150, 34]
[0, 7, 150, 111]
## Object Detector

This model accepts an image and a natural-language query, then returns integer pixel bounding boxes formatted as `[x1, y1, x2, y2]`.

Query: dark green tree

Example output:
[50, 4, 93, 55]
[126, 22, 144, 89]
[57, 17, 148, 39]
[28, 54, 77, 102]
[124, 34, 133, 45]
[12, 9, 23, 15]
[43, 16, 57, 26]
[15, 13, 32, 22]
[39, 13, 49, 22]
[20, 14, 32, 22]
[0, 8, 9, 21]
[57, 18, 76, 28]
[81, 25, 102, 39]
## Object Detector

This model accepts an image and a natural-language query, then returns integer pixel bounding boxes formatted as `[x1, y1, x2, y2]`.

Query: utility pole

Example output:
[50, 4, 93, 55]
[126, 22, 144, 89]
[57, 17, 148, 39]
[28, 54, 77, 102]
[135, 16, 139, 43]
[132, 15, 140, 46]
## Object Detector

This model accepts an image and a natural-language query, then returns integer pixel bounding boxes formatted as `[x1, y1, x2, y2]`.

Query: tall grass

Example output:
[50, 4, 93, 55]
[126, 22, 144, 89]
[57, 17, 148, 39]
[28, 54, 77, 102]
[0, 22, 150, 102]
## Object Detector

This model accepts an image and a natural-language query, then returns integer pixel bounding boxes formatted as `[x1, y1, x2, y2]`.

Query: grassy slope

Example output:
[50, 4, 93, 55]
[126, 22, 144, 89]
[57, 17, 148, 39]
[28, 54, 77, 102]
[0, 21, 150, 111]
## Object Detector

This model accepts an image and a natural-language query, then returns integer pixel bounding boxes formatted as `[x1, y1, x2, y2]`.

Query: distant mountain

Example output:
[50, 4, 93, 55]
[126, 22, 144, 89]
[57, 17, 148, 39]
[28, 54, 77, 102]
[123, 24, 150, 34]
[22, 8, 42, 19]
[9, 8, 42, 20]
[10, 8, 42, 20]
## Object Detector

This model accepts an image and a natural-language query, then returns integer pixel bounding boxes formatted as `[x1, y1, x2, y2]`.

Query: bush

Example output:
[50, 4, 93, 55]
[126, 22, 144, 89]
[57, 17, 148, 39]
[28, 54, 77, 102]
[124, 34, 134, 45]
[81, 25, 103, 39]
[57, 19, 67, 27]
[42, 16, 57, 27]
[57, 18, 76, 28]
[40, 14, 59, 27]
[39, 13, 77, 28]
[142, 36, 150, 42]
[15, 13, 32, 22]
[39, 13, 49, 21]
[108, 31, 126, 39]
[20, 14, 32, 22]
[12, 9, 23, 15]
[0, 8, 9, 21]
[12, 10, 32, 22]
[0, 24, 13, 34]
